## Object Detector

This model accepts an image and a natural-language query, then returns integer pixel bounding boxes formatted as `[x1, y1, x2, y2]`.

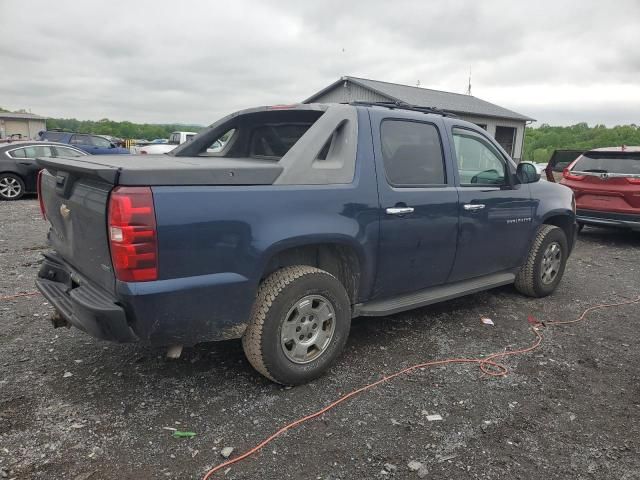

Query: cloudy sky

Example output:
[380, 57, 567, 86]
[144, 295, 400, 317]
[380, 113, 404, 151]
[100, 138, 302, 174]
[1, 0, 638, 126]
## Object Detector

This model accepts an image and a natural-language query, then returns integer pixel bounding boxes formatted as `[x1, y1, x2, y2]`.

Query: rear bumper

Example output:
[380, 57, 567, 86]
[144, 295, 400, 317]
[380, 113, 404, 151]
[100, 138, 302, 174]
[576, 209, 640, 231]
[36, 252, 254, 346]
[36, 253, 138, 342]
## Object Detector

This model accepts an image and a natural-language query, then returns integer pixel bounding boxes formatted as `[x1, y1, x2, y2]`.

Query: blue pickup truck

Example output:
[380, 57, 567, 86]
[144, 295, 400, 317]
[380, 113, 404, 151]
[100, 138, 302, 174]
[35, 102, 576, 384]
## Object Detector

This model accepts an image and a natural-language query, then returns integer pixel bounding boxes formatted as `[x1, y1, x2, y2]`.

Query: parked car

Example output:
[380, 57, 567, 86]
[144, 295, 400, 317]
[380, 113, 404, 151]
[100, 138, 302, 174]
[136, 131, 197, 154]
[38, 131, 130, 155]
[560, 146, 640, 231]
[35, 102, 576, 384]
[544, 149, 585, 182]
[0, 141, 86, 200]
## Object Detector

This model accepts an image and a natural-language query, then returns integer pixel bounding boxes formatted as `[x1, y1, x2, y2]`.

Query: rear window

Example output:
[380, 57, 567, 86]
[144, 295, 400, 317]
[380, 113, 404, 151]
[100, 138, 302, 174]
[250, 124, 313, 158]
[44, 132, 65, 142]
[173, 109, 324, 159]
[573, 152, 640, 175]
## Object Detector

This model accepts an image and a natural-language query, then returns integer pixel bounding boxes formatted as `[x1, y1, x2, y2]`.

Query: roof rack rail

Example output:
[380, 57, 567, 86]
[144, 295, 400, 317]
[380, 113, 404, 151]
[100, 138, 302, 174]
[347, 101, 456, 117]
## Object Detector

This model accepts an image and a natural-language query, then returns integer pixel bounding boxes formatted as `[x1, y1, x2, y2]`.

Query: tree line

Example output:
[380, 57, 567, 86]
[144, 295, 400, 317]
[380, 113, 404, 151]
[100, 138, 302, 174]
[523, 123, 640, 163]
[3, 108, 639, 155]
[44, 117, 204, 140]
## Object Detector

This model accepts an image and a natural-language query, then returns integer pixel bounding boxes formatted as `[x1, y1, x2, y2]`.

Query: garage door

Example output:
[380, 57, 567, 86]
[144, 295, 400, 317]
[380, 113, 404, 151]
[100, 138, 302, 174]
[5, 120, 30, 138]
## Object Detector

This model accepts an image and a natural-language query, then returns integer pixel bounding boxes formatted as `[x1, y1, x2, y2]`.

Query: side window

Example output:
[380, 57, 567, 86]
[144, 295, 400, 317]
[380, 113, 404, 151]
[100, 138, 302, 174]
[205, 128, 235, 154]
[70, 135, 89, 145]
[380, 120, 446, 186]
[9, 148, 26, 158]
[452, 129, 507, 186]
[53, 146, 85, 157]
[17, 146, 54, 158]
[91, 136, 111, 148]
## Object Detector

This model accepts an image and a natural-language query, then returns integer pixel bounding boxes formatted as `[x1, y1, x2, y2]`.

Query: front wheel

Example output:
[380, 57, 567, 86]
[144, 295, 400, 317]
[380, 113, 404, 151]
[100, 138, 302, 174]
[242, 266, 351, 385]
[515, 225, 568, 297]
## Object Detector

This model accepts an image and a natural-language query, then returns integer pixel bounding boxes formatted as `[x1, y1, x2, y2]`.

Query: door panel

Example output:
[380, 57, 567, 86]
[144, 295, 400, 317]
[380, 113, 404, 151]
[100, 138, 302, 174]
[448, 126, 534, 281]
[371, 113, 459, 299]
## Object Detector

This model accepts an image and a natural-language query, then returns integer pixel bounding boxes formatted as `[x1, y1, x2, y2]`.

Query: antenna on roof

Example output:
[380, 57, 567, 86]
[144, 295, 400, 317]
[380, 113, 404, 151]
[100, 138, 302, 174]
[416, 79, 421, 88]
[465, 68, 472, 95]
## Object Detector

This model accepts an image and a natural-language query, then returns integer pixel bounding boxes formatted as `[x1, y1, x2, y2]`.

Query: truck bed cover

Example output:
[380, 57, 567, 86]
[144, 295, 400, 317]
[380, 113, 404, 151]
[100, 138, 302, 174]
[37, 154, 283, 186]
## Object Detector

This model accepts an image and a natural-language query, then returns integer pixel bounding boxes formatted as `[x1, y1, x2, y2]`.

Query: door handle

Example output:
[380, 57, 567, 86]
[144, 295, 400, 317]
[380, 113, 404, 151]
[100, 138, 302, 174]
[463, 204, 485, 211]
[386, 207, 414, 215]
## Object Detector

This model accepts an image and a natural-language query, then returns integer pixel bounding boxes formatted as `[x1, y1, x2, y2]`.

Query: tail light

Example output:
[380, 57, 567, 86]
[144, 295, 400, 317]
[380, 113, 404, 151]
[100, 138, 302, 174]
[37, 169, 47, 220]
[563, 168, 585, 181]
[108, 187, 158, 282]
[625, 177, 640, 185]
[562, 158, 585, 181]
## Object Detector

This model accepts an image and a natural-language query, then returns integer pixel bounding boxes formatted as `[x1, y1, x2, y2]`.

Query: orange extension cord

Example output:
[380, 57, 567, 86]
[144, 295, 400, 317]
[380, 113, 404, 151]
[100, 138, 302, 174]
[201, 295, 640, 479]
[0, 291, 40, 301]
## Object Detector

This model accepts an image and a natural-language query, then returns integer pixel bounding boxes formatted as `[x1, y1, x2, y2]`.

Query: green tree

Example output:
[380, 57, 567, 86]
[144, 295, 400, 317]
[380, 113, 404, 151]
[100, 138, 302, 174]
[523, 124, 640, 163]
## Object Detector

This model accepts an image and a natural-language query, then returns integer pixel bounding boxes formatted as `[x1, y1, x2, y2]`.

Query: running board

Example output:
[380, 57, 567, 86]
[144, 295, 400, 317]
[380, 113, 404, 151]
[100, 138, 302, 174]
[353, 272, 516, 317]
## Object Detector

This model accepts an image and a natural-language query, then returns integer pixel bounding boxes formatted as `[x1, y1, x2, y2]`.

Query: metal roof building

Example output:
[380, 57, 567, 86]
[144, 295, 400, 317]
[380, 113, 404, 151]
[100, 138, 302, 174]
[303, 76, 534, 160]
[0, 112, 46, 140]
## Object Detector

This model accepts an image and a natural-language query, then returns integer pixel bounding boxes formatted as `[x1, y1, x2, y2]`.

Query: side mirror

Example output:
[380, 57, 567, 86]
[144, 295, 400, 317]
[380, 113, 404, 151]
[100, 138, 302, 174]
[516, 162, 540, 184]
[109, 143, 116, 148]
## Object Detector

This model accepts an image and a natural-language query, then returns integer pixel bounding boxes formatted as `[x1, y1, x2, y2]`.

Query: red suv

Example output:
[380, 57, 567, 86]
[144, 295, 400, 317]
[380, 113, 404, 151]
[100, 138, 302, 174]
[561, 147, 640, 231]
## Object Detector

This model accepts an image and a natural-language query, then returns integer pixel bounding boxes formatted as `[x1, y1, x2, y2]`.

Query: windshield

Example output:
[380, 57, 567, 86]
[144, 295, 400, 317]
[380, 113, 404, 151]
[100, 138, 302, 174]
[573, 152, 640, 175]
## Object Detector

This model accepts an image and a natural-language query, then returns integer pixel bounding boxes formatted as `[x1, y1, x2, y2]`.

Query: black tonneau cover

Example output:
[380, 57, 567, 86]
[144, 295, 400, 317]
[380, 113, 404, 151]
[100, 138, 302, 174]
[36, 154, 283, 186]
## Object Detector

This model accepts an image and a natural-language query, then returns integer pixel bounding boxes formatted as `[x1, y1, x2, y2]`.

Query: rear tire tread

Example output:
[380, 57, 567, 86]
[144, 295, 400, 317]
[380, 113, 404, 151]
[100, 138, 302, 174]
[242, 265, 332, 383]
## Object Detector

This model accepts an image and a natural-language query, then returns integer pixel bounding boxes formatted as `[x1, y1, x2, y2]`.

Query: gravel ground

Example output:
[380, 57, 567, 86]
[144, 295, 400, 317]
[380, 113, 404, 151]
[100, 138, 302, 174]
[1, 198, 639, 480]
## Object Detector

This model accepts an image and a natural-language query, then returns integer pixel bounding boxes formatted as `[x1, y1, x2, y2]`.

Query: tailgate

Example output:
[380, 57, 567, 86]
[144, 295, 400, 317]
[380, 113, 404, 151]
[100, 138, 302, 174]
[38, 158, 118, 294]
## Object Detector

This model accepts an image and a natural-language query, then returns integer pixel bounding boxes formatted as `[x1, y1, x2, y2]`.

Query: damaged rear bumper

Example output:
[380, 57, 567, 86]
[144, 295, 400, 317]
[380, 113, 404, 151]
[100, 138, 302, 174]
[36, 253, 138, 343]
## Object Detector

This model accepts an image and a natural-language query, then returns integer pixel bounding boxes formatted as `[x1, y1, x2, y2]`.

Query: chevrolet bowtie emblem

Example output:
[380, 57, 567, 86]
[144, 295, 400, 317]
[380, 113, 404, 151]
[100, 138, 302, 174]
[60, 204, 71, 219]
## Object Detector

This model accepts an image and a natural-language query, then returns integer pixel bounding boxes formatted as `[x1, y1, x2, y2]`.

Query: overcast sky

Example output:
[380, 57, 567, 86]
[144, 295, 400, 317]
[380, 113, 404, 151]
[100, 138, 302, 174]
[1, 0, 638, 126]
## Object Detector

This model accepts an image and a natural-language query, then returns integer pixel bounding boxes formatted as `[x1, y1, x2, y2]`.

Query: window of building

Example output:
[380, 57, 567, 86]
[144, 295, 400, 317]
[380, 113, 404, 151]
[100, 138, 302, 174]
[380, 120, 446, 186]
[494, 126, 516, 157]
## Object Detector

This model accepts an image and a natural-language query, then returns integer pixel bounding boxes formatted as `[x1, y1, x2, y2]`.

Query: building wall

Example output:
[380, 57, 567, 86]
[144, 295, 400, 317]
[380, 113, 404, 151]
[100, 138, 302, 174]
[0, 118, 46, 139]
[307, 82, 526, 161]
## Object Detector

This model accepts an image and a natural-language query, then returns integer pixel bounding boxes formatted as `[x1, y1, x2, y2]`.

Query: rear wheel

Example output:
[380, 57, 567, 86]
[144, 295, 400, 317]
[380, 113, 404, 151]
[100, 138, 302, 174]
[242, 266, 351, 385]
[0, 174, 25, 200]
[515, 225, 568, 297]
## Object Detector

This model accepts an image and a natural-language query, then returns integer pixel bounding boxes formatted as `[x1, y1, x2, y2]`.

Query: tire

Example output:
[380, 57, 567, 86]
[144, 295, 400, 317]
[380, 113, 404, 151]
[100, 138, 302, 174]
[242, 266, 351, 385]
[515, 224, 568, 298]
[0, 173, 25, 200]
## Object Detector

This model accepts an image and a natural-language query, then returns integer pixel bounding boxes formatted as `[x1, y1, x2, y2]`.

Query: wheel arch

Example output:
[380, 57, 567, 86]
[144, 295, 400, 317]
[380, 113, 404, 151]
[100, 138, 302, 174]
[542, 211, 576, 250]
[259, 237, 364, 304]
